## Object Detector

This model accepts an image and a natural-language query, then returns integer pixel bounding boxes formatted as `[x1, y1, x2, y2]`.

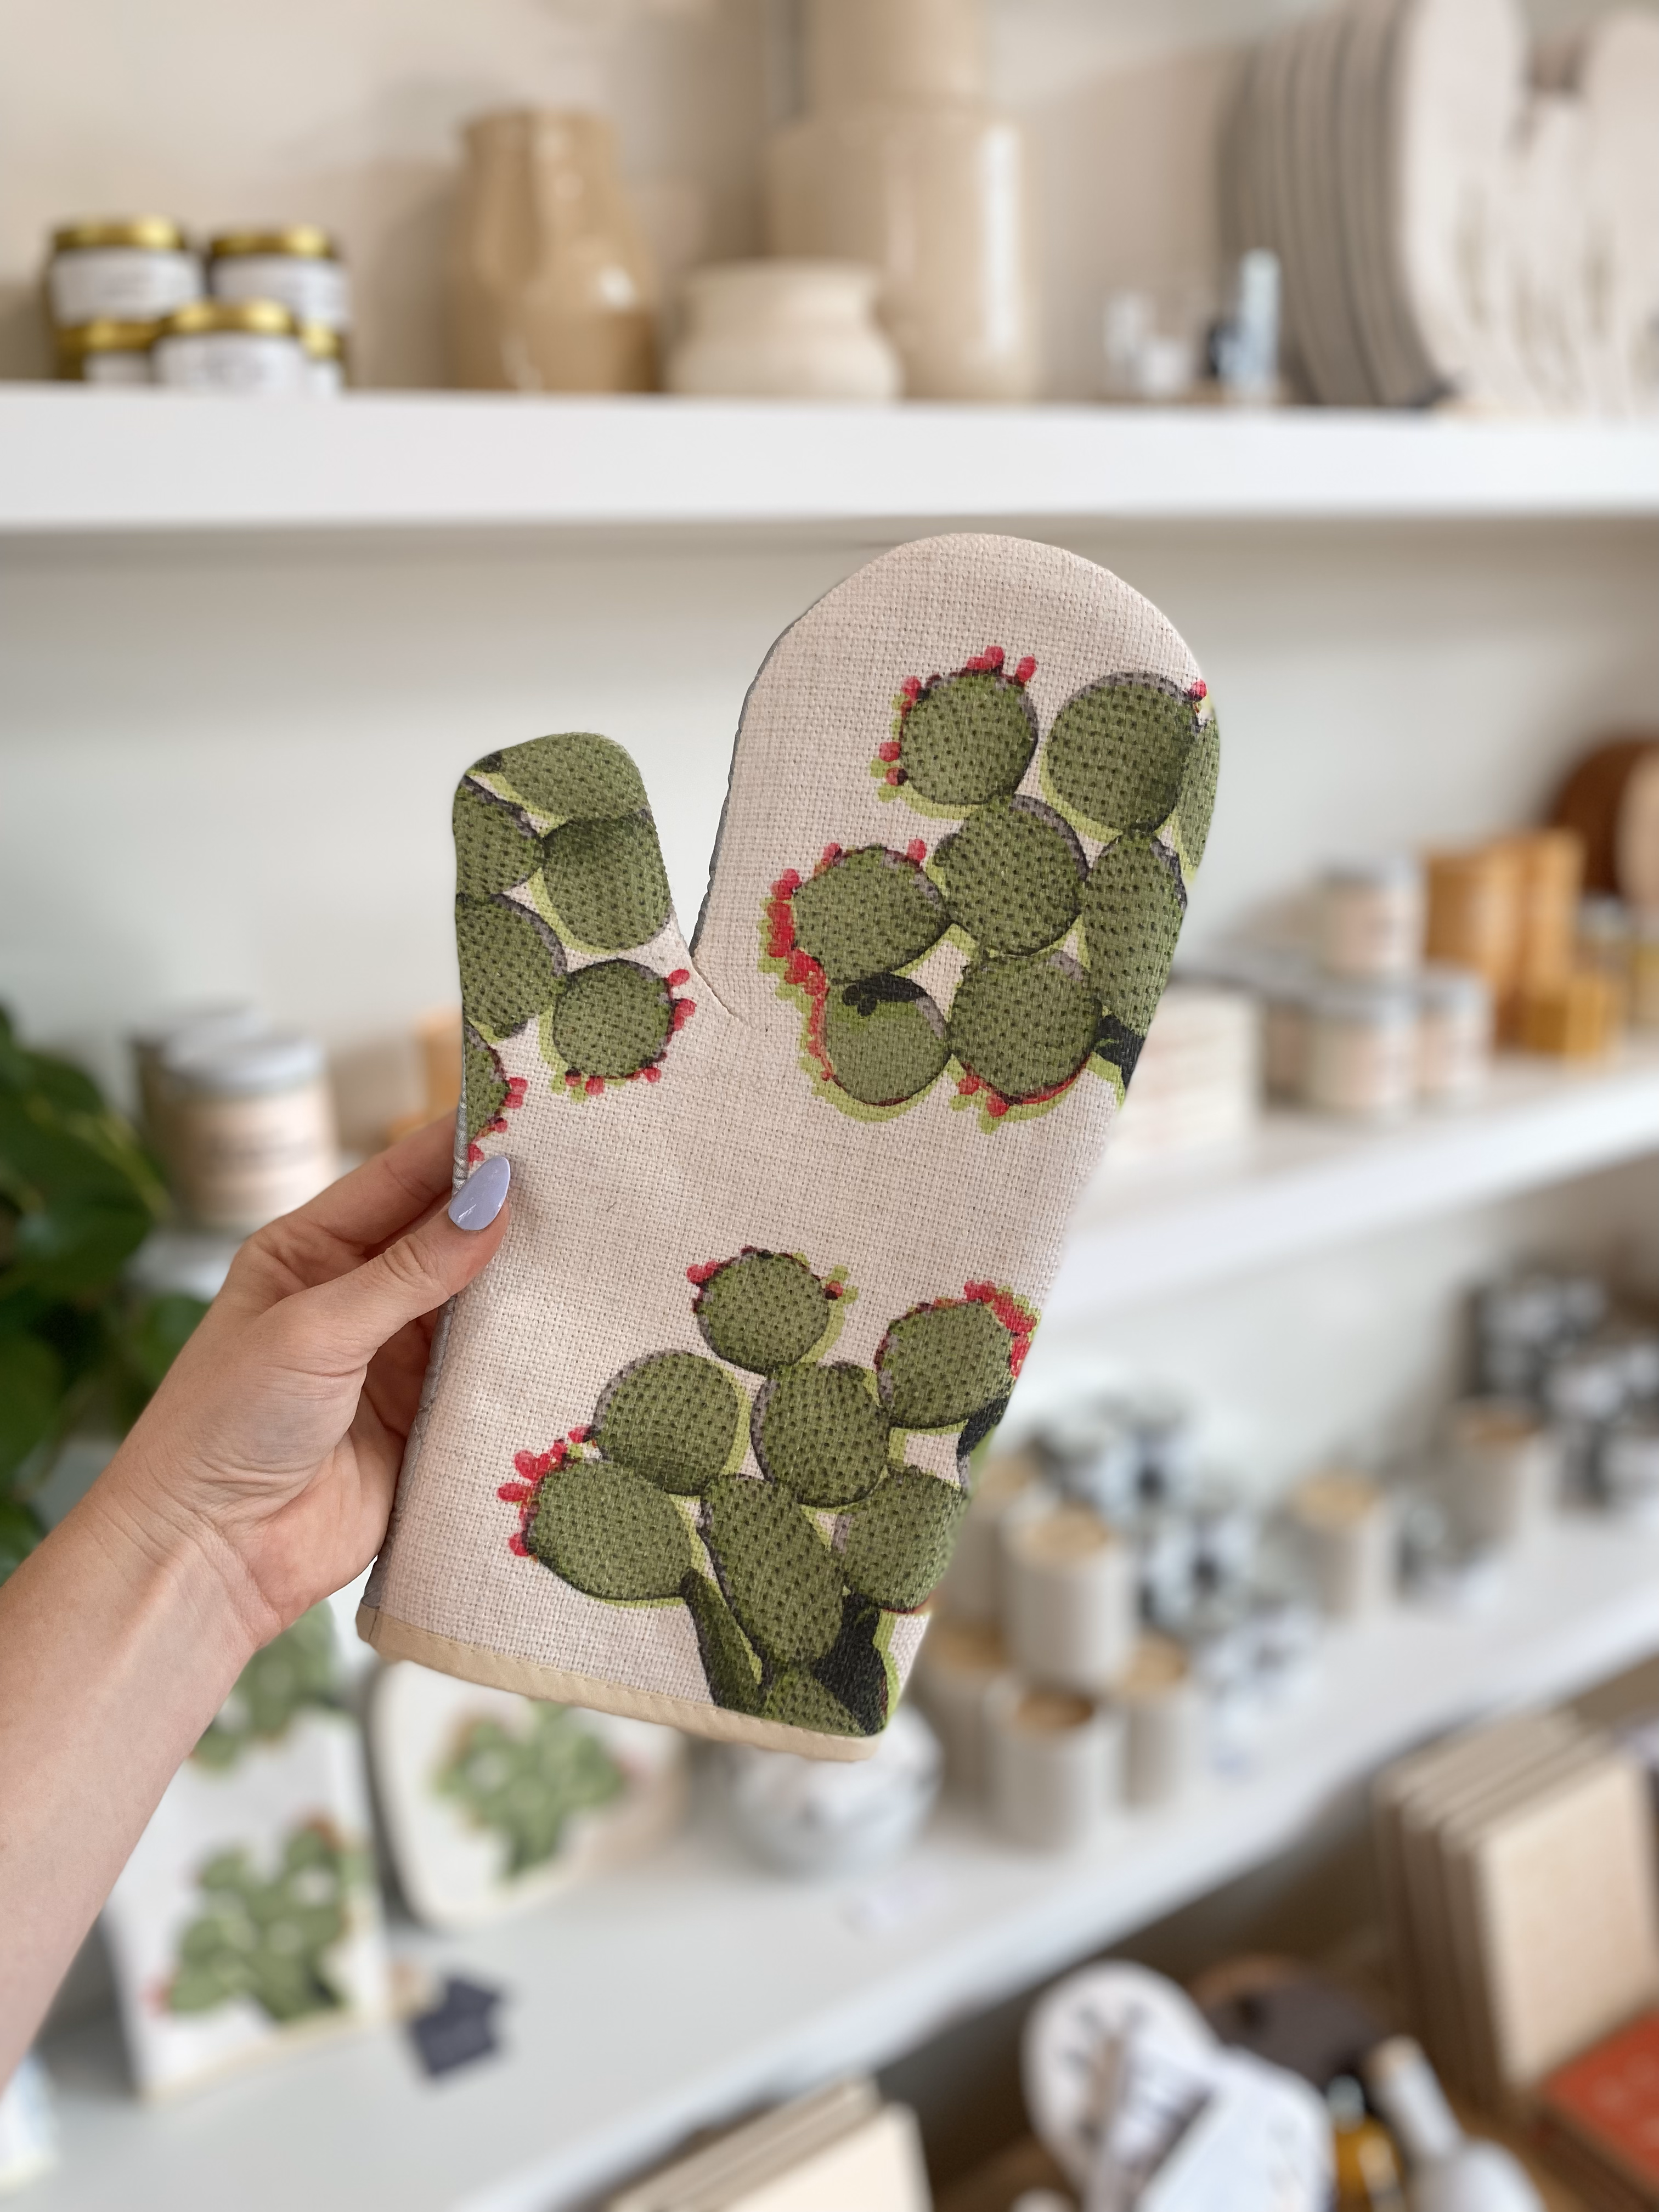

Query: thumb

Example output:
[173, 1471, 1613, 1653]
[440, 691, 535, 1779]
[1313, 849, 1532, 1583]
[284, 1155, 511, 1375]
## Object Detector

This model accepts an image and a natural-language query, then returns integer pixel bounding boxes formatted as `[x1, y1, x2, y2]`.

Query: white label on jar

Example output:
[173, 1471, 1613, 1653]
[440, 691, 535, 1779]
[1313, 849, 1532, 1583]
[83, 349, 154, 387]
[151, 330, 311, 396]
[211, 253, 351, 332]
[172, 1084, 336, 1233]
[308, 355, 346, 397]
[1318, 879, 1423, 981]
[49, 247, 201, 327]
[1308, 1012, 1417, 1117]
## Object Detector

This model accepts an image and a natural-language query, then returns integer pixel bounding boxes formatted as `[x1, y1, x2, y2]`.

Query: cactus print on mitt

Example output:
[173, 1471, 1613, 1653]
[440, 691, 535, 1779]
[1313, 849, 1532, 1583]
[361, 535, 1217, 1758]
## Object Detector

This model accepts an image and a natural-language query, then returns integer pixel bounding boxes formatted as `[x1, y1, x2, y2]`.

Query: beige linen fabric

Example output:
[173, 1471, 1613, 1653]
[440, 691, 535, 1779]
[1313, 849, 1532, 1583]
[361, 533, 1211, 1757]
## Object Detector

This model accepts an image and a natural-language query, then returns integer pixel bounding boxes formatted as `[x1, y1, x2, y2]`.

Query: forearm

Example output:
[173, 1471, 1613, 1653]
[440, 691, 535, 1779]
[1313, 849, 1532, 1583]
[0, 1461, 262, 2078]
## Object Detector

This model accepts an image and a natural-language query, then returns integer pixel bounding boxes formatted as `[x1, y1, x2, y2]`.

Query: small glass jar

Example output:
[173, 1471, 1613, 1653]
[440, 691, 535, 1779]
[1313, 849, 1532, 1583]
[54, 318, 156, 386]
[47, 217, 201, 328]
[298, 320, 347, 395]
[1306, 981, 1417, 1119]
[1317, 855, 1423, 980]
[1415, 964, 1492, 1105]
[207, 225, 352, 333]
[1577, 894, 1632, 1023]
[161, 1032, 337, 1234]
[151, 300, 310, 394]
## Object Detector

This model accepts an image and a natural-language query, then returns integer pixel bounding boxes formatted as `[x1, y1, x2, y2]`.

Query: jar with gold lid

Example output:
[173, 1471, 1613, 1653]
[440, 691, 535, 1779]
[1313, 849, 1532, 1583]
[47, 216, 201, 329]
[298, 321, 347, 395]
[207, 224, 352, 338]
[54, 318, 156, 386]
[151, 299, 310, 394]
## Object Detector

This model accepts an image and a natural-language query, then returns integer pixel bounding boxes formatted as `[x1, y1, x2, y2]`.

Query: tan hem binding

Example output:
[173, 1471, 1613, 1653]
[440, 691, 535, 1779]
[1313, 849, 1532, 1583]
[356, 1604, 881, 1762]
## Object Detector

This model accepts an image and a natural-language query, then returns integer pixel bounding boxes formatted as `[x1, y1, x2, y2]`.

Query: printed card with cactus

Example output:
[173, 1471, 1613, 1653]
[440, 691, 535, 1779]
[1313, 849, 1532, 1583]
[364, 534, 1217, 1756]
[103, 1609, 390, 2095]
[369, 1662, 687, 1930]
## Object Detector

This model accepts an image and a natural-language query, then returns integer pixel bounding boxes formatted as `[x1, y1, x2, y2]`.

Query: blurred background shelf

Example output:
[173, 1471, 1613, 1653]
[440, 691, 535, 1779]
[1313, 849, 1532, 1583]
[5, 387, 1659, 538]
[1053, 1045, 1659, 1322]
[36, 1511, 1659, 2212]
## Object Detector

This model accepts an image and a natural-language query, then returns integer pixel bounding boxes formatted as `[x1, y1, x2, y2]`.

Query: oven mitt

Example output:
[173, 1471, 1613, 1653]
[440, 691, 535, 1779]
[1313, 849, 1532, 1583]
[360, 534, 1217, 1758]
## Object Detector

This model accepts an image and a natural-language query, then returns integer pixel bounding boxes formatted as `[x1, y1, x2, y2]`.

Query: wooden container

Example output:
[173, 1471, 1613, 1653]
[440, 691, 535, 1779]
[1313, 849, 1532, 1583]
[1551, 735, 1659, 911]
[1424, 846, 1522, 994]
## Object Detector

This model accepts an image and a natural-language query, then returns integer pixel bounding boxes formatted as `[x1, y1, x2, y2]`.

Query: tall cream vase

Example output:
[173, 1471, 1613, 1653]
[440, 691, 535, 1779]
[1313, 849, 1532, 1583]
[449, 110, 657, 393]
[766, 0, 1040, 402]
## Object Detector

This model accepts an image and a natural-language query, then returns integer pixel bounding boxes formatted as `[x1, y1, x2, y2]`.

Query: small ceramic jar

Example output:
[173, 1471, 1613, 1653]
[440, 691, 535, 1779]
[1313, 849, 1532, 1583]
[667, 260, 901, 400]
[47, 217, 201, 328]
[1317, 856, 1424, 981]
[1306, 982, 1418, 1119]
[152, 300, 310, 394]
[911, 1615, 1006, 1794]
[161, 1031, 337, 1232]
[1415, 965, 1493, 1104]
[1118, 1637, 1204, 1808]
[939, 1447, 1045, 1623]
[1002, 1503, 1137, 1693]
[1442, 1399, 1557, 1548]
[54, 319, 156, 386]
[723, 1705, 941, 1876]
[984, 1677, 1122, 1849]
[299, 321, 347, 395]
[1604, 1414, 1659, 1523]
[207, 225, 351, 334]
[1288, 1470, 1395, 1621]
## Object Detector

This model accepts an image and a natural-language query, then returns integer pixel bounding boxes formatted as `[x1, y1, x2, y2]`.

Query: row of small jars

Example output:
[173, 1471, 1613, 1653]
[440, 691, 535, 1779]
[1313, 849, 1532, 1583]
[47, 218, 350, 394]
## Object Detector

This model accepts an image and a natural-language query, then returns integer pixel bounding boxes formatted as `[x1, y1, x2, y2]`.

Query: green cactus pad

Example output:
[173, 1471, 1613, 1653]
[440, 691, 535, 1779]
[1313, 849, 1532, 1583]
[877, 1299, 1015, 1429]
[705, 1476, 845, 1666]
[193, 1606, 338, 1770]
[947, 950, 1102, 1102]
[842, 1469, 969, 1611]
[540, 813, 672, 951]
[483, 733, 648, 823]
[1177, 715, 1220, 867]
[814, 1599, 889, 1735]
[437, 1707, 622, 1875]
[550, 959, 673, 1080]
[592, 1352, 747, 1494]
[821, 981, 950, 1106]
[932, 797, 1085, 954]
[900, 671, 1037, 805]
[1044, 677, 1200, 838]
[789, 847, 947, 984]
[464, 1029, 509, 1143]
[456, 893, 566, 1039]
[454, 785, 543, 898]
[681, 1572, 763, 1713]
[529, 1461, 693, 1598]
[695, 1250, 834, 1374]
[761, 1669, 861, 1737]
[1079, 834, 1187, 1035]
[752, 1361, 891, 1506]
[168, 1826, 347, 2024]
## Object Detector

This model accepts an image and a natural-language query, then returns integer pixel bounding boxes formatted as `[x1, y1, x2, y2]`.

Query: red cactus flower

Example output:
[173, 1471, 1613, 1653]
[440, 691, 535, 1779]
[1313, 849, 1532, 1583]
[906, 838, 927, 862]
[1187, 679, 1207, 701]
[667, 968, 690, 988]
[877, 740, 901, 762]
[466, 1141, 484, 1164]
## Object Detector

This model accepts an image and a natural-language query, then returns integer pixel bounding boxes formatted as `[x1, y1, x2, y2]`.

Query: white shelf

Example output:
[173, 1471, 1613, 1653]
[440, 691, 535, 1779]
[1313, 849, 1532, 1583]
[1050, 1046, 1659, 1322]
[5, 386, 1659, 536]
[36, 1513, 1659, 2212]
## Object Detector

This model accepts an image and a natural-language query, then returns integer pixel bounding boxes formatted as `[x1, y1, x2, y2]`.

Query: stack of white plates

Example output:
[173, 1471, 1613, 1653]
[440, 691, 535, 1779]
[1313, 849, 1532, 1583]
[1223, 0, 1659, 415]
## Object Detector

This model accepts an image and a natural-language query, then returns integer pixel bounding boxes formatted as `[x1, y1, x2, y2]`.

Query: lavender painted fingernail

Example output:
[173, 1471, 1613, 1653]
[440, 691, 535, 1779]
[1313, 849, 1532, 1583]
[449, 1153, 511, 1231]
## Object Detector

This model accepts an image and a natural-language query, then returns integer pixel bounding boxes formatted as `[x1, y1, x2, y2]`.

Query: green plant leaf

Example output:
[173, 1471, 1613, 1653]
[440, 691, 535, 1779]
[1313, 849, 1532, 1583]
[550, 960, 673, 1080]
[540, 815, 671, 951]
[820, 982, 950, 1107]
[946, 951, 1101, 1103]
[1078, 834, 1187, 1036]
[789, 847, 947, 984]
[1043, 675, 1199, 839]
[932, 798, 1085, 955]
[455, 894, 566, 1040]
[454, 784, 542, 897]
[812, 1597, 889, 1735]
[693, 1250, 834, 1375]
[761, 1668, 862, 1737]
[898, 670, 1037, 806]
[482, 733, 649, 822]
[0, 1333, 63, 1482]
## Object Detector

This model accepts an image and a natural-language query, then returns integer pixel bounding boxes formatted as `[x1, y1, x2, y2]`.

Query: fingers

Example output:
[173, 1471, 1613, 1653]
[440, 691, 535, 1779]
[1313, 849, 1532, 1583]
[284, 1117, 458, 1253]
[274, 1158, 511, 1379]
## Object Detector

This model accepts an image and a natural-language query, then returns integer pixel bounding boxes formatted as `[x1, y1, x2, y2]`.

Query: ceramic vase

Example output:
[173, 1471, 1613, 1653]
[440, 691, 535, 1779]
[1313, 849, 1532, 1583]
[449, 109, 657, 392]
[766, 0, 1040, 402]
[666, 260, 901, 400]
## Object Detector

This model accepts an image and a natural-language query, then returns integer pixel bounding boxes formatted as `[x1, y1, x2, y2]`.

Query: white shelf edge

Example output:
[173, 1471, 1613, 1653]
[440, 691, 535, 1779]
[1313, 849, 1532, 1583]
[37, 1516, 1659, 2212]
[1049, 1047, 1659, 1322]
[5, 386, 1659, 536]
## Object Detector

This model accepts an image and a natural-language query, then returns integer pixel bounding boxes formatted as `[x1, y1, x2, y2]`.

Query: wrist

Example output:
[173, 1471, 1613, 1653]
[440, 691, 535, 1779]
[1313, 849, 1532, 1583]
[77, 1437, 276, 1678]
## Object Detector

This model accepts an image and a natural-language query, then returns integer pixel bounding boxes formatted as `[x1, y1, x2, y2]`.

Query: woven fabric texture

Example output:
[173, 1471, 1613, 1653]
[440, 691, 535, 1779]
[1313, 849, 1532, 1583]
[363, 534, 1216, 1754]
